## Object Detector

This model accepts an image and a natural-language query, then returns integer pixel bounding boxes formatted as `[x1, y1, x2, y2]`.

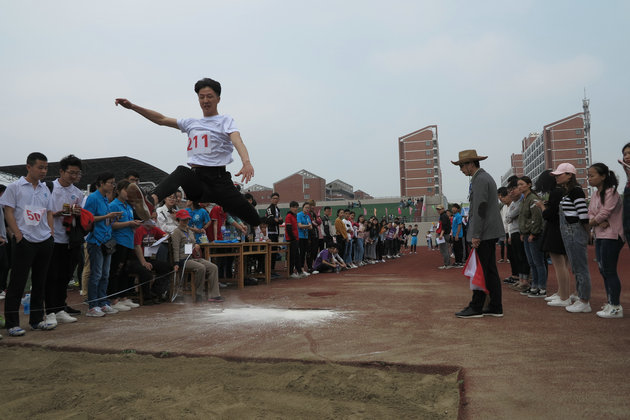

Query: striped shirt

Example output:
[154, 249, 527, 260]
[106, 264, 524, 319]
[560, 187, 589, 224]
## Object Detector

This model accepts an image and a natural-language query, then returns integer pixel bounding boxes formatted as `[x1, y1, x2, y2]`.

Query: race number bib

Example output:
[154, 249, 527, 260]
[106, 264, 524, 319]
[23, 205, 46, 226]
[184, 244, 193, 255]
[186, 130, 214, 156]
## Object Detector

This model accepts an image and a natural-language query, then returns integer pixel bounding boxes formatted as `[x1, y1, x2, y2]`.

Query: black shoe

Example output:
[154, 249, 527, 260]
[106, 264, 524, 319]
[482, 308, 504, 317]
[65, 306, 81, 315]
[455, 307, 483, 318]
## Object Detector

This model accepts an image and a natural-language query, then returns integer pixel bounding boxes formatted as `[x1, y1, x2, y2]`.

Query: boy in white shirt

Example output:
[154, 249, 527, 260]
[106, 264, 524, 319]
[0, 153, 56, 336]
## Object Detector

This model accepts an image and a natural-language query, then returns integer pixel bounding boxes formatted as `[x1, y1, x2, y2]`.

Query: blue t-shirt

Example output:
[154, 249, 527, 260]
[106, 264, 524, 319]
[452, 212, 463, 238]
[85, 190, 112, 245]
[297, 211, 311, 239]
[109, 198, 135, 249]
[187, 207, 210, 243]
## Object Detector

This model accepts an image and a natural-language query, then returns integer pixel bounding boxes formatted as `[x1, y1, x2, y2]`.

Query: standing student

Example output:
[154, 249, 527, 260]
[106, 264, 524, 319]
[334, 209, 347, 260]
[297, 202, 313, 275]
[620, 142, 630, 247]
[115, 78, 260, 227]
[285, 201, 301, 278]
[452, 150, 504, 318]
[553, 163, 592, 313]
[436, 205, 452, 269]
[265, 192, 283, 271]
[588, 163, 624, 318]
[410, 224, 419, 254]
[1, 153, 56, 336]
[451, 204, 464, 265]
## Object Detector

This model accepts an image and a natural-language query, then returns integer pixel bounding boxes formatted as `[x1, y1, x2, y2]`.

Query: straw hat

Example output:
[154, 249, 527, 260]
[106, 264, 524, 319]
[451, 149, 488, 165]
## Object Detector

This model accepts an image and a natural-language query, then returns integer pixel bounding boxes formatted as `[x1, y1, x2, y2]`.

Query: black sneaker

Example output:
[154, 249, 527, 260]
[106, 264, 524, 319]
[528, 289, 547, 298]
[455, 307, 483, 318]
[65, 306, 81, 315]
[482, 308, 504, 317]
[519, 287, 533, 296]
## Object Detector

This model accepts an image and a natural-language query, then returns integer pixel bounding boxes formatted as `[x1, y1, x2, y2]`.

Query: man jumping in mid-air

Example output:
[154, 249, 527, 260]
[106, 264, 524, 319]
[115, 77, 260, 227]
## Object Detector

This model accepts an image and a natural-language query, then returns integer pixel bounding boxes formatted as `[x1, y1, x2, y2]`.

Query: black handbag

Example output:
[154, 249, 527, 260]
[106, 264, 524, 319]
[101, 238, 117, 255]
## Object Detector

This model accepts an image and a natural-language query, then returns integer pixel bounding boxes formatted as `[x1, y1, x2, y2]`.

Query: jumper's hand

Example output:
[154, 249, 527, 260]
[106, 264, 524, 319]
[235, 161, 254, 184]
[115, 98, 133, 109]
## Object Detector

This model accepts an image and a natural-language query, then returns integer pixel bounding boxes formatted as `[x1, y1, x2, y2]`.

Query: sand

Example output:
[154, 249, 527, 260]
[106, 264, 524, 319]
[0, 346, 459, 419]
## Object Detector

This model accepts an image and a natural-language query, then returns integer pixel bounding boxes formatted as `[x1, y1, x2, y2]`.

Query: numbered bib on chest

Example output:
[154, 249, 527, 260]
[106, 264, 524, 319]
[24, 205, 46, 226]
[187, 130, 216, 156]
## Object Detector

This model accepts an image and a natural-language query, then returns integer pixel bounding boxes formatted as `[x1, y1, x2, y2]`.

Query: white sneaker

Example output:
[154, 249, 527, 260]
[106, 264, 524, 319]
[120, 298, 139, 308]
[45, 312, 58, 327]
[290, 273, 300, 279]
[570, 294, 579, 302]
[299, 272, 309, 278]
[0, 290, 5, 300]
[86, 307, 105, 317]
[101, 305, 119, 314]
[544, 293, 559, 302]
[56, 310, 77, 323]
[301, 271, 310, 277]
[565, 300, 592, 313]
[547, 298, 571, 307]
[597, 305, 623, 318]
[380, 259, 386, 263]
[111, 302, 131, 312]
[311, 271, 319, 275]
[351, 264, 358, 269]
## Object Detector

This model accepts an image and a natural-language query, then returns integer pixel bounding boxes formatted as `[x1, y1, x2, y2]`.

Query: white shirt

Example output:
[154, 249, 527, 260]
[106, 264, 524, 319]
[0, 177, 54, 243]
[50, 179, 84, 244]
[178, 115, 238, 167]
[156, 204, 178, 234]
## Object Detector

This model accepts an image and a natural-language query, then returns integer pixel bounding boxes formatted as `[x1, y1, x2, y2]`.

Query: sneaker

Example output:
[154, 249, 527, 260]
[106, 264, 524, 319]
[299, 272, 309, 278]
[565, 300, 592, 313]
[503, 277, 517, 284]
[597, 305, 623, 319]
[56, 310, 78, 323]
[544, 293, 559, 302]
[380, 259, 386, 263]
[438, 265, 449, 269]
[311, 271, 320, 275]
[301, 271, 311, 277]
[528, 289, 546, 298]
[65, 306, 81, 315]
[570, 294, 579, 302]
[111, 302, 131, 312]
[31, 321, 56, 331]
[219, 282, 228, 288]
[208, 296, 225, 303]
[290, 273, 300, 279]
[482, 308, 504, 317]
[86, 307, 106, 317]
[350, 264, 358, 268]
[0, 290, 5, 300]
[8, 326, 26, 336]
[101, 305, 119, 314]
[45, 312, 58, 327]
[126, 183, 151, 221]
[519, 287, 533, 296]
[455, 307, 483, 318]
[498, 259, 505, 263]
[120, 298, 140, 308]
[548, 298, 571, 307]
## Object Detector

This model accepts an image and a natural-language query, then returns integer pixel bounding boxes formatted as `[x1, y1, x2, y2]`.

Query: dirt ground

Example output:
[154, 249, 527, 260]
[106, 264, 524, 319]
[0, 347, 459, 420]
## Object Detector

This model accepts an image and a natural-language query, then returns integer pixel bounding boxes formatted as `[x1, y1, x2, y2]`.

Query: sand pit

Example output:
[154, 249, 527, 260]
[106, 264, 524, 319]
[0, 347, 460, 419]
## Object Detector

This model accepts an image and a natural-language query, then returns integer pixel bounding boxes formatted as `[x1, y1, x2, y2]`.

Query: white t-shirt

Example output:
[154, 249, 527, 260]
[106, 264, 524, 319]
[156, 205, 178, 234]
[177, 115, 238, 167]
[0, 177, 54, 243]
[50, 179, 84, 244]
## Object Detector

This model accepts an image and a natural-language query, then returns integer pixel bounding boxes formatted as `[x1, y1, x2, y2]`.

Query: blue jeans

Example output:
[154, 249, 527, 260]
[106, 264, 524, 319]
[559, 211, 591, 301]
[523, 234, 547, 290]
[595, 238, 623, 305]
[354, 238, 364, 263]
[344, 239, 353, 265]
[87, 242, 112, 309]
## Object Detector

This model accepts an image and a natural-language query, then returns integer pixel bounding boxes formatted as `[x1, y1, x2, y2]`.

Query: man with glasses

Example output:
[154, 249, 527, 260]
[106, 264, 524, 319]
[45, 155, 85, 325]
[452, 150, 504, 319]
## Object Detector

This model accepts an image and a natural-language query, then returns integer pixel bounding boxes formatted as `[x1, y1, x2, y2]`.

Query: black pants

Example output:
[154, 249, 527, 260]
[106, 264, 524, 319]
[269, 233, 279, 269]
[510, 232, 529, 276]
[5, 237, 53, 329]
[452, 238, 464, 264]
[288, 240, 299, 273]
[0, 242, 9, 290]
[335, 236, 346, 259]
[126, 255, 171, 298]
[468, 239, 502, 312]
[153, 165, 260, 226]
[107, 244, 133, 298]
[45, 242, 81, 314]
[299, 238, 310, 271]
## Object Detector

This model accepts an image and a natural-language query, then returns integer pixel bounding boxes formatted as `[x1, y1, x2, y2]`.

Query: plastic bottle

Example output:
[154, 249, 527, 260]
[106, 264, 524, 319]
[22, 293, 31, 315]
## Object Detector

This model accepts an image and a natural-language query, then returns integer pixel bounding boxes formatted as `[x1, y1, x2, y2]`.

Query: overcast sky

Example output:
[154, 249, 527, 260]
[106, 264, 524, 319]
[1, 1, 628, 202]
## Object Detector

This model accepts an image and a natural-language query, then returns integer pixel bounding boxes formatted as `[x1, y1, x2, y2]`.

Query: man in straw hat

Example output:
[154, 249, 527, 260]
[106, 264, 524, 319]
[452, 150, 504, 318]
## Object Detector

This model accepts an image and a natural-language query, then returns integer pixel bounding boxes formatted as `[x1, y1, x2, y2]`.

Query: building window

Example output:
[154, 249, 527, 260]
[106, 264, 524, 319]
[576, 138, 582, 145]
[577, 149, 583, 155]
[577, 159, 584, 165]
[304, 194, 310, 199]
[427, 169, 432, 174]
[426, 150, 431, 156]
[576, 129, 582, 135]
[426, 159, 432, 164]
[426, 140, 432, 146]
[577, 169, 585, 174]
[304, 183, 310, 189]
[427, 187, 433, 193]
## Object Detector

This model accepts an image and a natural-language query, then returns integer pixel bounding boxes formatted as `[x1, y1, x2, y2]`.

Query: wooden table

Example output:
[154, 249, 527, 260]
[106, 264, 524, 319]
[200, 242, 270, 289]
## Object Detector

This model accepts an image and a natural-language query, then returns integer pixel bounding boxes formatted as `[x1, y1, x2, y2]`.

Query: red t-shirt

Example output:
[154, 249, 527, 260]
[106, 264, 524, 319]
[134, 225, 166, 249]
[206, 205, 227, 241]
[284, 212, 299, 241]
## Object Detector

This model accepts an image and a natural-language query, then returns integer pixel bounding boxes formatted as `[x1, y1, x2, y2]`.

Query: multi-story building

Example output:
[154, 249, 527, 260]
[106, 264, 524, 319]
[353, 190, 373, 200]
[326, 179, 354, 201]
[501, 153, 525, 186]
[273, 169, 326, 202]
[398, 125, 442, 198]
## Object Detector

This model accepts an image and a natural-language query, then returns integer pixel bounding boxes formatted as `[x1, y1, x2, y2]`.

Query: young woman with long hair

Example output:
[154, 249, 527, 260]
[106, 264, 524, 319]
[588, 163, 624, 318]
[517, 176, 547, 297]
[552, 163, 592, 313]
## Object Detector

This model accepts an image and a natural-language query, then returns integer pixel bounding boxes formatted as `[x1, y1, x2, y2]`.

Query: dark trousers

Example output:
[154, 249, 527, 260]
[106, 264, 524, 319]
[299, 238, 310, 271]
[5, 237, 53, 329]
[335, 236, 346, 259]
[468, 239, 502, 312]
[269, 233, 279, 269]
[45, 242, 81, 314]
[288, 240, 299, 273]
[126, 255, 171, 298]
[153, 165, 260, 226]
[0, 242, 9, 290]
[452, 238, 464, 264]
[107, 244, 133, 298]
[510, 232, 529, 276]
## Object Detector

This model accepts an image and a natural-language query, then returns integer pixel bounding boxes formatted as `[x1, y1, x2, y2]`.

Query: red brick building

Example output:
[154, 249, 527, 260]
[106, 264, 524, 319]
[273, 170, 326, 203]
[353, 190, 373, 200]
[243, 184, 274, 205]
[398, 125, 442, 197]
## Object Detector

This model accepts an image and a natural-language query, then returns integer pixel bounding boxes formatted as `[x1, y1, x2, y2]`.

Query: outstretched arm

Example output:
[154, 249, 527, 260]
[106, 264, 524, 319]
[229, 131, 254, 183]
[115, 98, 179, 129]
